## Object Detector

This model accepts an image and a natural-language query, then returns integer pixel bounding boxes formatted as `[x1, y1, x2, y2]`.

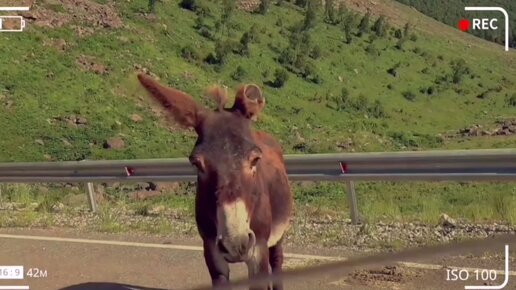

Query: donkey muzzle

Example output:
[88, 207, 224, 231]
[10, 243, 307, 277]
[216, 231, 256, 262]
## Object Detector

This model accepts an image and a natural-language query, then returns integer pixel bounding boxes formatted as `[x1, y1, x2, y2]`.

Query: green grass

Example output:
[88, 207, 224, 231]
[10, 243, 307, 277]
[0, 0, 515, 226]
[2, 181, 515, 227]
[293, 181, 516, 224]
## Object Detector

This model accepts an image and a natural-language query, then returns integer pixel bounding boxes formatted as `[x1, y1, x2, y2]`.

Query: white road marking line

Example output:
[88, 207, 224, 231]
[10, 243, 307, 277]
[0, 234, 342, 261]
[2, 233, 509, 276]
[398, 261, 516, 276]
[0, 7, 30, 11]
[0, 286, 29, 290]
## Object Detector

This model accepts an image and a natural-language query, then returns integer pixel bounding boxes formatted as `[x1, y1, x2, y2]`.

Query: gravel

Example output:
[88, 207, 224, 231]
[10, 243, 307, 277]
[0, 202, 514, 252]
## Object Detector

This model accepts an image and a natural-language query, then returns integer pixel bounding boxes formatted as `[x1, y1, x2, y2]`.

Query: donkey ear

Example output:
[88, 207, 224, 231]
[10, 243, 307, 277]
[137, 74, 205, 128]
[232, 84, 265, 121]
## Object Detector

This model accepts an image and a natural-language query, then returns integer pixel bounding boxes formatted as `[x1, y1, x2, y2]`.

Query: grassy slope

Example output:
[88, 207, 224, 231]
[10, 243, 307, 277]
[0, 0, 515, 224]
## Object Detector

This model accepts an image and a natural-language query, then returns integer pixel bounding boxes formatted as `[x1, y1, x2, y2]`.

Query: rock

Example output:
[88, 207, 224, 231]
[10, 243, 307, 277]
[118, 36, 130, 43]
[37, 186, 49, 194]
[130, 114, 143, 123]
[63, 139, 73, 147]
[155, 182, 181, 193]
[51, 202, 65, 213]
[35, 139, 44, 145]
[76, 116, 88, 124]
[148, 205, 165, 216]
[76, 55, 108, 75]
[103, 137, 125, 150]
[438, 213, 457, 228]
[129, 191, 164, 201]
[4, 100, 14, 109]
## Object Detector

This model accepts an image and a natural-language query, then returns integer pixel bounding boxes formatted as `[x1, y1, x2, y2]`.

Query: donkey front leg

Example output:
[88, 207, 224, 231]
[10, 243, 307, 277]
[268, 238, 284, 290]
[246, 240, 271, 290]
[203, 239, 231, 289]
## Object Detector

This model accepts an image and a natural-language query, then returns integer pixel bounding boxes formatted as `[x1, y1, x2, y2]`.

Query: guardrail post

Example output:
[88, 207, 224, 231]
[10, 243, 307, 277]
[346, 181, 360, 225]
[86, 182, 97, 213]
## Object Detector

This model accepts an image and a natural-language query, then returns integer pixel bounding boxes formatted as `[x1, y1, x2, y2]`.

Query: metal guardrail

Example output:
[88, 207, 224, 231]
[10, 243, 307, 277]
[0, 149, 515, 224]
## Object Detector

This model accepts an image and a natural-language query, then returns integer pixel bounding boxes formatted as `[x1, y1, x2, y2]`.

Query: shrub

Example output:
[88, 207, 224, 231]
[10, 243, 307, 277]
[295, 0, 307, 7]
[149, 0, 162, 12]
[369, 99, 386, 118]
[259, 0, 270, 14]
[353, 94, 369, 111]
[395, 37, 406, 50]
[309, 45, 322, 59]
[402, 91, 416, 101]
[365, 43, 379, 56]
[506, 93, 516, 107]
[198, 26, 215, 40]
[180, 45, 202, 63]
[450, 58, 470, 84]
[231, 66, 247, 81]
[272, 68, 289, 88]
[238, 32, 252, 56]
[387, 62, 401, 77]
[206, 39, 235, 65]
[333, 88, 351, 111]
[394, 29, 403, 39]
[248, 25, 260, 43]
[179, 0, 196, 11]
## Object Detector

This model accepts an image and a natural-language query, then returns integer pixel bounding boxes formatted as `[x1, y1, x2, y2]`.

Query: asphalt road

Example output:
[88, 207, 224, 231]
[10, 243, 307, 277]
[0, 228, 514, 290]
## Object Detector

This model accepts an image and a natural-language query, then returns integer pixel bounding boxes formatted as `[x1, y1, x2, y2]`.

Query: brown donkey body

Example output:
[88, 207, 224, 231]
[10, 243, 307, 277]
[137, 74, 293, 290]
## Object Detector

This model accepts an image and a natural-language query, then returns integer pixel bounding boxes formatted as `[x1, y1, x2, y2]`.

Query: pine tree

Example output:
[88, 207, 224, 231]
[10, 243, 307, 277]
[324, 0, 336, 24]
[372, 15, 387, 37]
[259, 0, 270, 14]
[358, 11, 371, 36]
[303, 0, 318, 30]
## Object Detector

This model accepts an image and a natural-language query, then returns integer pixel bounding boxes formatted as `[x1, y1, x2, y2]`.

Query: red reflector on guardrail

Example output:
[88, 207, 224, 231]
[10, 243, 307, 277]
[125, 167, 135, 176]
[339, 162, 348, 173]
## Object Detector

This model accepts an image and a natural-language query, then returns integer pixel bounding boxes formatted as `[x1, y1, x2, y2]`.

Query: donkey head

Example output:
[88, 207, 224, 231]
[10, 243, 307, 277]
[138, 74, 266, 262]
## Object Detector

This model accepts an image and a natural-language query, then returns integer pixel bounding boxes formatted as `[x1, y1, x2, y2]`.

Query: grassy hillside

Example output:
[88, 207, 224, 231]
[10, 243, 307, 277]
[0, 0, 515, 225]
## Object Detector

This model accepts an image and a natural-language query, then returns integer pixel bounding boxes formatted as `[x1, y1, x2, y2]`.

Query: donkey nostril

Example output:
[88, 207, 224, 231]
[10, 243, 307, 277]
[247, 231, 256, 249]
[217, 240, 229, 254]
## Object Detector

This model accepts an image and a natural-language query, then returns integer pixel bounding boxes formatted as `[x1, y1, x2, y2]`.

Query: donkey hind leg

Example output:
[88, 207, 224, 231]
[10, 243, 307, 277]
[203, 239, 231, 289]
[268, 238, 284, 290]
[246, 241, 271, 290]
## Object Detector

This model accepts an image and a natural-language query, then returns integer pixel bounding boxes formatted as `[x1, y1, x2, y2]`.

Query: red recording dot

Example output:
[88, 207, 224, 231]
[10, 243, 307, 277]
[458, 19, 470, 32]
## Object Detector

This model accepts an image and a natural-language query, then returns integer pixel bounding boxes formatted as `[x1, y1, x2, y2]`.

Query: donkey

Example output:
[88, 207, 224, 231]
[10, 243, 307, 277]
[137, 74, 293, 290]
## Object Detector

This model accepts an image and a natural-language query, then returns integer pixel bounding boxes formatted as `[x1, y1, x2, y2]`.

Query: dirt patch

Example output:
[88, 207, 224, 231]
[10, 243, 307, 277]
[43, 38, 70, 51]
[451, 119, 516, 138]
[49, 115, 88, 128]
[346, 265, 424, 288]
[351, 266, 404, 284]
[21, 0, 122, 31]
[76, 55, 109, 75]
